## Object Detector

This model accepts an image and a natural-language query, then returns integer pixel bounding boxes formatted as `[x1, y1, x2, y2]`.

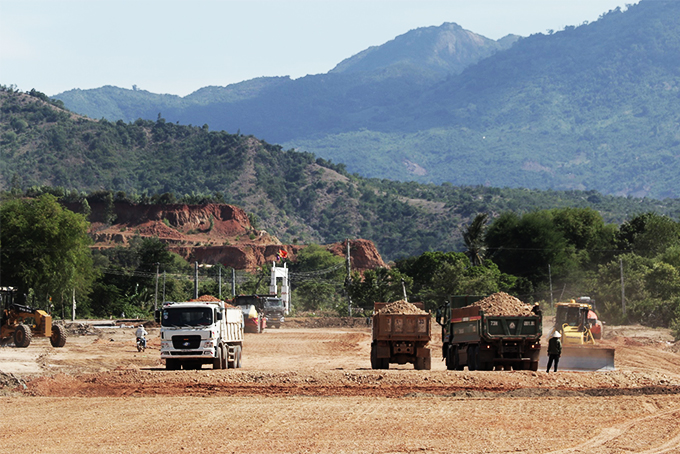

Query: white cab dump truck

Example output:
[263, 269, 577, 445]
[155, 300, 243, 370]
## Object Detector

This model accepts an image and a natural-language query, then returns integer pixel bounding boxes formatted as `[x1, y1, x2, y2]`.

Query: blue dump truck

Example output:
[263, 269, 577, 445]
[436, 294, 542, 371]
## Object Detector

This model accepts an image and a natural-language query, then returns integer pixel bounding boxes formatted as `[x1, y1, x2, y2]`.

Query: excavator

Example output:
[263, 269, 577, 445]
[0, 287, 67, 348]
[541, 297, 615, 371]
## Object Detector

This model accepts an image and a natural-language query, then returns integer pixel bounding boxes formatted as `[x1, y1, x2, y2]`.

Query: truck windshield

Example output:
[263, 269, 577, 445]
[265, 299, 283, 307]
[161, 307, 213, 327]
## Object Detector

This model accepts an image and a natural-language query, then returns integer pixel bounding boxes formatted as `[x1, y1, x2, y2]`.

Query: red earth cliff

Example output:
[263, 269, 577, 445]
[73, 202, 386, 272]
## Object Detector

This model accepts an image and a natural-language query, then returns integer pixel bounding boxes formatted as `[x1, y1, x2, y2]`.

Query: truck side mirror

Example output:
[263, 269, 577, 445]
[435, 307, 443, 326]
[216, 312, 223, 321]
[154, 310, 161, 323]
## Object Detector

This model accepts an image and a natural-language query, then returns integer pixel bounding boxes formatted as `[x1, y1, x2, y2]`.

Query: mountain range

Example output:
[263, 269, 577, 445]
[4, 89, 680, 262]
[52, 0, 680, 199]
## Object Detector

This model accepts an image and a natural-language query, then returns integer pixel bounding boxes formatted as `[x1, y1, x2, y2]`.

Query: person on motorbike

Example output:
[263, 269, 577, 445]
[135, 324, 148, 349]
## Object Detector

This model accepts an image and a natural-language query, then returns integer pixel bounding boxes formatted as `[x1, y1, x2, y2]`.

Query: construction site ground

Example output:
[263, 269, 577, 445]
[1, 318, 679, 454]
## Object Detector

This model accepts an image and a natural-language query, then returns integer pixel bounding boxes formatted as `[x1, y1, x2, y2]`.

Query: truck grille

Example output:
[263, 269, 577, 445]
[172, 335, 202, 349]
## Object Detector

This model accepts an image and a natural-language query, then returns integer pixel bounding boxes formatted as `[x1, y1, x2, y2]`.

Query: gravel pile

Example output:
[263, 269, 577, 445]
[378, 300, 427, 315]
[467, 292, 534, 316]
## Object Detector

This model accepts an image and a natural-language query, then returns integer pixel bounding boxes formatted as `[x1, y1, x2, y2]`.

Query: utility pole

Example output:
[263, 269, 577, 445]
[194, 261, 199, 299]
[346, 239, 352, 317]
[232, 268, 236, 298]
[162, 271, 166, 304]
[548, 264, 554, 307]
[620, 258, 626, 317]
[218, 266, 222, 300]
[154, 262, 160, 312]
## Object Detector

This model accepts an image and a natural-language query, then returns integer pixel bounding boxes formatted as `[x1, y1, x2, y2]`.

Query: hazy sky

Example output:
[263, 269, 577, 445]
[1, 0, 639, 97]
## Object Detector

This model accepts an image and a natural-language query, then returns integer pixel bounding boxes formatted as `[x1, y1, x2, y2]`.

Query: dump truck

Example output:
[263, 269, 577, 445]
[436, 293, 542, 371]
[232, 295, 268, 333]
[370, 301, 431, 370]
[541, 297, 615, 371]
[156, 299, 243, 370]
[0, 287, 67, 348]
[263, 296, 285, 328]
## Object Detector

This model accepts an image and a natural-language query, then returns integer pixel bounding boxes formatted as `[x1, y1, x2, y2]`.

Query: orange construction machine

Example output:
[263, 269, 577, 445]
[1, 287, 67, 348]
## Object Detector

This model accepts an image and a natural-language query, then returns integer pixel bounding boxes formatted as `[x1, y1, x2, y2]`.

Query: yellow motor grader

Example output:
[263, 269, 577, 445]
[0, 287, 67, 348]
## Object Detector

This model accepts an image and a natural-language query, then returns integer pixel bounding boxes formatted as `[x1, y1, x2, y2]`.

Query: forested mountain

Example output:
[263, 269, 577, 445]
[55, 22, 515, 127]
[3, 88, 680, 262]
[52, 1, 680, 199]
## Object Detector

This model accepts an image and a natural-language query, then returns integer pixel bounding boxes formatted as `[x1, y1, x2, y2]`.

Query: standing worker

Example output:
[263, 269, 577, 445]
[546, 331, 562, 373]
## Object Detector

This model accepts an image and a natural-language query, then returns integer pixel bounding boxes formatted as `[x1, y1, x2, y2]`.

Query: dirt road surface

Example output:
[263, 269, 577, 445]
[1, 319, 679, 454]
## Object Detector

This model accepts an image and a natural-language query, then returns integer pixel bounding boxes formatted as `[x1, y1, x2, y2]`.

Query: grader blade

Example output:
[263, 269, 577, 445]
[539, 346, 615, 371]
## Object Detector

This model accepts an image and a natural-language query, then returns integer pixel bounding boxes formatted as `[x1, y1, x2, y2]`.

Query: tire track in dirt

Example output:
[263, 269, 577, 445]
[546, 404, 680, 454]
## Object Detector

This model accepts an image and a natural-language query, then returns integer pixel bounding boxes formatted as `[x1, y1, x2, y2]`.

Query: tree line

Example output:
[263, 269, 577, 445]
[2, 193, 679, 339]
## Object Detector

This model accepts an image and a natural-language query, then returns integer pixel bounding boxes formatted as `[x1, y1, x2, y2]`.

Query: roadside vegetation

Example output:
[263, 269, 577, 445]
[2, 190, 679, 339]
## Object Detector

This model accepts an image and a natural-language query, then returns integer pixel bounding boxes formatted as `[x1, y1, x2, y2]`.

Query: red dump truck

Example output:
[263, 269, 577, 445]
[370, 301, 431, 370]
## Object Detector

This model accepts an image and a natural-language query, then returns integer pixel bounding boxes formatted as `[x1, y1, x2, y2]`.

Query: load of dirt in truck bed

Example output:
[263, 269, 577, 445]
[190, 294, 236, 308]
[468, 292, 534, 316]
[377, 300, 427, 315]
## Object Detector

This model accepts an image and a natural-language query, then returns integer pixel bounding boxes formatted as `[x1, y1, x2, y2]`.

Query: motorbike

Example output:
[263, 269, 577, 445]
[136, 337, 146, 352]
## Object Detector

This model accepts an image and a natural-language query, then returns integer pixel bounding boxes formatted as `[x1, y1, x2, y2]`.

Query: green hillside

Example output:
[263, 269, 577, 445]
[291, 1, 680, 198]
[3, 88, 680, 262]
[52, 1, 680, 198]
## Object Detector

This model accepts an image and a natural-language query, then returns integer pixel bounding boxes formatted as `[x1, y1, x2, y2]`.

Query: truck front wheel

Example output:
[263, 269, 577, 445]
[166, 359, 181, 370]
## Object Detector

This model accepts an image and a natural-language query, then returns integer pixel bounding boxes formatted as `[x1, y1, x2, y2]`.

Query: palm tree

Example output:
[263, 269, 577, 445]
[463, 213, 489, 266]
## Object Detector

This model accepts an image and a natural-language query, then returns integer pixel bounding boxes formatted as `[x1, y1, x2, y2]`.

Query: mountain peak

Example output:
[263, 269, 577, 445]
[329, 22, 518, 76]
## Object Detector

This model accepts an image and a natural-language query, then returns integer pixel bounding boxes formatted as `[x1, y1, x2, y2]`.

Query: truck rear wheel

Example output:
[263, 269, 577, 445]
[14, 324, 32, 348]
[370, 344, 388, 369]
[452, 346, 464, 371]
[467, 345, 479, 371]
[220, 344, 228, 369]
[414, 356, 431, 370]
[446, 345, 456, 371]
[50, 324, 67, 347]
[235, 345, 242, 368]
[370, 345, 379, 369]
[213, 346, 223, 370]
